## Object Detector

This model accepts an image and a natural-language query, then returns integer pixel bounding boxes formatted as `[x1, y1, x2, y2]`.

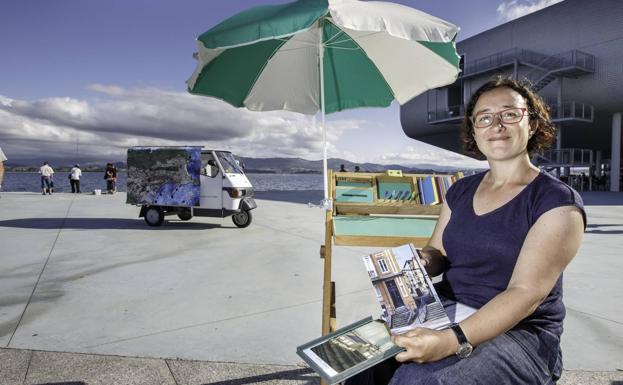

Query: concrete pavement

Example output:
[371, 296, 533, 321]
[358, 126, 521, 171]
[0, 191, 621, 384]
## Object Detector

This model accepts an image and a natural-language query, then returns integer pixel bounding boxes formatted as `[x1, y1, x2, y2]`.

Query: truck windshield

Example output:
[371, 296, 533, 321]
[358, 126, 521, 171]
[216, 151, 244, 174]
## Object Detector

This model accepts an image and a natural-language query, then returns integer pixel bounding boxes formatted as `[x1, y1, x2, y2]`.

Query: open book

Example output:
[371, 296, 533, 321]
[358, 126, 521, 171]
[297, 244, 476, 384]
[363, 244, 476, 332]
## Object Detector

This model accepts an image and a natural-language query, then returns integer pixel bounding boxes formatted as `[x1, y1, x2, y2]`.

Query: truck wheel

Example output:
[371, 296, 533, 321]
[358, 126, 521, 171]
[177, 209, 192, 221]
[144, 207, 164, 227]
[232, 209, 252, 228]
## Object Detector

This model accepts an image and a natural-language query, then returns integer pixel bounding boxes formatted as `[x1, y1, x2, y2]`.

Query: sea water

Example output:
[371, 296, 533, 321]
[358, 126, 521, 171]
[1, 172, 324, 193]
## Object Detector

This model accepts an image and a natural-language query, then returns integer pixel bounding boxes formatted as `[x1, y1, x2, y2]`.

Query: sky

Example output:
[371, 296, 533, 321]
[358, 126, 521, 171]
[0, 0, 563, 167]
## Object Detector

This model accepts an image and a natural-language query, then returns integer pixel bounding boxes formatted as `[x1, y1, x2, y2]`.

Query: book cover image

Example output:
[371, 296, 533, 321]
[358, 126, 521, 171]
[362, 244, 451, 333]
[297, 317, 404, 385]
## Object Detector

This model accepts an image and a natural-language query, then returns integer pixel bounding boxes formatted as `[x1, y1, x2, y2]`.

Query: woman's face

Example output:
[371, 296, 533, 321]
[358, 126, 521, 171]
[471, 87, 533, 162]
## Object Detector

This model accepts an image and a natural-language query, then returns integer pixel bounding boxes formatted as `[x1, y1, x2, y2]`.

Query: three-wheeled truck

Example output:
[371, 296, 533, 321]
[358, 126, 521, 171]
[126, 146, 256, 227]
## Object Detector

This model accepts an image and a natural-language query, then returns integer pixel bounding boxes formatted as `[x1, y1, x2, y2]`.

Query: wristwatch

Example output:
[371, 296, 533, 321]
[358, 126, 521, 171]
[449, 323, 473, 359]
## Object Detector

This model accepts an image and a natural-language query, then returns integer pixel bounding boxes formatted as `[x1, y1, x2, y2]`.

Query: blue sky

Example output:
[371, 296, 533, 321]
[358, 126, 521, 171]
[0, 0, 562, 166]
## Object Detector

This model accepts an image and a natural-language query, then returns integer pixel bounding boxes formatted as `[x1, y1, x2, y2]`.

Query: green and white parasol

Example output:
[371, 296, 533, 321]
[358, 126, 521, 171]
[187, 0, 460, 207]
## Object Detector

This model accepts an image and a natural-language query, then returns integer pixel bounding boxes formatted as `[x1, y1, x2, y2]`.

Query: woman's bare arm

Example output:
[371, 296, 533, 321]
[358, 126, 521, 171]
[459, 205, 584, 346]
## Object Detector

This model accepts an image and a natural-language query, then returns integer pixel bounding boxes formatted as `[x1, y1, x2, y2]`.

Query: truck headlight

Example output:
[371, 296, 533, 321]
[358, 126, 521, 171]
[224, 187, 244, 198]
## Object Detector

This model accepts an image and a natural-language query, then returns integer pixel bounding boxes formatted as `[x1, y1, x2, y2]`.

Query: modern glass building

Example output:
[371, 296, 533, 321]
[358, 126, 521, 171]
[400, 0, 623, 191]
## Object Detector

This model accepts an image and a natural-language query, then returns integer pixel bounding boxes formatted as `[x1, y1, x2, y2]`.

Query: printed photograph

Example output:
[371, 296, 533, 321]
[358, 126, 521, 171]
[362, 244, 451, 333]
[307, 320, 395, 374]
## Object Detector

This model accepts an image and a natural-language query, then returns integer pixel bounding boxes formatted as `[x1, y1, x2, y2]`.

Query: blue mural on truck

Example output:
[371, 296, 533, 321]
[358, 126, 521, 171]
[126, 147, 201, 207]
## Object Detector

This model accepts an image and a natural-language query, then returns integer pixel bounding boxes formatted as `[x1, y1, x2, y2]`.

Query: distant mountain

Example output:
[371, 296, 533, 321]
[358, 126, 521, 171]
[238, 157, 482, 174]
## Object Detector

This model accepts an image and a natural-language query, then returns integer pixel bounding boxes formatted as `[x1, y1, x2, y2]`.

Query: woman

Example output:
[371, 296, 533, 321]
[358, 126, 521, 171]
[352, 78, 586, 385]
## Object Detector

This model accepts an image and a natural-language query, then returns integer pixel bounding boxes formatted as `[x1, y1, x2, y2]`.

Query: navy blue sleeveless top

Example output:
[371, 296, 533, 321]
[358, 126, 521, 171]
[437, 170, 586, 337]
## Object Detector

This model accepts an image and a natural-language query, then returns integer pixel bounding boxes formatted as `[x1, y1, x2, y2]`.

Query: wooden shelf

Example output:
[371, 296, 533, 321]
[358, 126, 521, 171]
[335, 202, 442, 216]
[334, 235, 431, 247]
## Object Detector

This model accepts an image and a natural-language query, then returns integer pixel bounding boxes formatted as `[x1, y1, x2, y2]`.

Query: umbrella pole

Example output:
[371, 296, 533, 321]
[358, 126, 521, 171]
[319, 19, 331, 211]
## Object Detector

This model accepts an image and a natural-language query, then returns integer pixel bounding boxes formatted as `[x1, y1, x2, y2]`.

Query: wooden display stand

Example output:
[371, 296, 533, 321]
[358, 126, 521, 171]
[321, 170, 448, 336]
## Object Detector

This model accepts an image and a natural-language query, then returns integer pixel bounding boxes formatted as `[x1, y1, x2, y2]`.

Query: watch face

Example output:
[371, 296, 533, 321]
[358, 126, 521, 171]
[457, 343, 473, 359]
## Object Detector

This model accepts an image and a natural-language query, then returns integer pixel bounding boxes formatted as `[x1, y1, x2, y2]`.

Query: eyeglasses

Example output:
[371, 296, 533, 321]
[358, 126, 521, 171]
[471, 107, 528, 129]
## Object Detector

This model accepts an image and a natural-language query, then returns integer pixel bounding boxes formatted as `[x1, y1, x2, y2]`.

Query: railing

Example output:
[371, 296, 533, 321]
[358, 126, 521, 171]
[427, 104, 465, 123]
[525, 50, 595, 85]
[460, 48, 595, 85]
[462, 48, 555, 77]
[538, 148, 593, 166]
[463, 48, 519, 76]
[546, 99, 594, 121]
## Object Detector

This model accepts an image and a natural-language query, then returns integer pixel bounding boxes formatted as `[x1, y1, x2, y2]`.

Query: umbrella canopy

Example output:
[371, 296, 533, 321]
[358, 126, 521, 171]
[187, 0, 460, 205]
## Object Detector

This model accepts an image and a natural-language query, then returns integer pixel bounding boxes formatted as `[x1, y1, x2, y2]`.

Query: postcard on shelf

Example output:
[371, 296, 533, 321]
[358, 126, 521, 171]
[297, 317, 404, 385]
[362, 243, 455, 333]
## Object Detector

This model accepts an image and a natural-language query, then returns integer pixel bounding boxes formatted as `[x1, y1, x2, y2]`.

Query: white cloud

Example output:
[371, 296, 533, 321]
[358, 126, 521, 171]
[0, 86, 362, 164]
[496, 0, 564, 21]
[0, 85, 479, 170]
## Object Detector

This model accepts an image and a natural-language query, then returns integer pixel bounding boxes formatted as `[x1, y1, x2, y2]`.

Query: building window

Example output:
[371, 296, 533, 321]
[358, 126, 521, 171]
[378, 258, 389, 273]
[363, 256, 378, 278]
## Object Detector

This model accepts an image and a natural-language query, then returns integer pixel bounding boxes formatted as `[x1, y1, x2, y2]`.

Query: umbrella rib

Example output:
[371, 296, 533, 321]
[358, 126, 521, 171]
[325, 31, 384, 47]
[324, 46, 362, 51]
[323, 29, 346, 45]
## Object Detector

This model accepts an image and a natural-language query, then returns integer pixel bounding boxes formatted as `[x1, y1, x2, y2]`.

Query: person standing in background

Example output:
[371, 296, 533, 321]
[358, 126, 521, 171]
[104, 163, 117, 194]
[0, 146, 7, 194]
[69, 164, 82, 193]
[39, 161, 54, 195]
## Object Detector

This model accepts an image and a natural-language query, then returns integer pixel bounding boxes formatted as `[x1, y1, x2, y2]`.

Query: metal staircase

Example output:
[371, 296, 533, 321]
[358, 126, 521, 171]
[390, 307, 413, 329]
[525, 50, 595, 91]
[424, 302, 447, 321]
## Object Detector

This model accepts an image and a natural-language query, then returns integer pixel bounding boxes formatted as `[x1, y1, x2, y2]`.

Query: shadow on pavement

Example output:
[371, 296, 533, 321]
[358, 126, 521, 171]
[254, 190, 324, 205]
[200, 367, 318, 385]
[0, 218, 224, 230]
[35, 383, 86, 385]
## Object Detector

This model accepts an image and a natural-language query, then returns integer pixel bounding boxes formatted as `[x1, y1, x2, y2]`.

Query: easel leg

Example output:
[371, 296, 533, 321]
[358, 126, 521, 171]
[322, 198, 335, 335]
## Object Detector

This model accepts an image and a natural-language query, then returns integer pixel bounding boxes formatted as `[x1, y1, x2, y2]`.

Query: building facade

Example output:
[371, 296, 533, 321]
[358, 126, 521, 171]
[401, 0, 623, 191]
[363, 249, 415, 317]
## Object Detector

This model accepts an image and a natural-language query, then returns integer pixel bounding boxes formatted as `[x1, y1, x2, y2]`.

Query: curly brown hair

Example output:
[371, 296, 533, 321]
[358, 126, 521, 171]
[462, 77, 556, 158]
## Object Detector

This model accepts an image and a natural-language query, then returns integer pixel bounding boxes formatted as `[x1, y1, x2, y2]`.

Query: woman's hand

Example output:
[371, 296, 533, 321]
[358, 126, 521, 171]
[392, 328, 457, 363]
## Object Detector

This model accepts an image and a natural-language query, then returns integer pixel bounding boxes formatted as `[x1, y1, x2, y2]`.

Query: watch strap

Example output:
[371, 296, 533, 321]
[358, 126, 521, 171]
[450, 323, 469, 345]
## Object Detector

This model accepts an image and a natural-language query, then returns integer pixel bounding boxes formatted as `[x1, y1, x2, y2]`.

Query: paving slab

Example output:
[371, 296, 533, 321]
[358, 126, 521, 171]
[557, 370, 623, 385]
[0, 193, 73, 347]
[1, 193, 330, 365]
[166, 359, 318, 385]
[561, 205, 623, 371]
[0, 348, 31, 385]
[2, 347, 621, 385]
[24, 349, 175, 385]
